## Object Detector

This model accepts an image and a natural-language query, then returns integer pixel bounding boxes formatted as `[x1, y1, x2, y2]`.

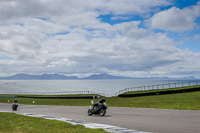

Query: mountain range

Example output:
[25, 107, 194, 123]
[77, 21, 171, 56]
[0, 73, 131, 80]
[0, 73, 196, 80]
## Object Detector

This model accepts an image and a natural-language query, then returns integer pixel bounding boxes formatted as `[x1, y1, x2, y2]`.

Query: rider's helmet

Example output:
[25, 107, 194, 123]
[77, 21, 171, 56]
[99, 98, 105, 103]
[14, 99, 18, 103]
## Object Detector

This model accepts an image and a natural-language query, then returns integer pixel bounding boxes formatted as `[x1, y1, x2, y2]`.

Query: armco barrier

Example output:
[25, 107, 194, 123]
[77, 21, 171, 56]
[118, 86, 200, 97]
[115, 81, 200, 96]
[0, 96, 16, 98]
[17, 95, 99, 99]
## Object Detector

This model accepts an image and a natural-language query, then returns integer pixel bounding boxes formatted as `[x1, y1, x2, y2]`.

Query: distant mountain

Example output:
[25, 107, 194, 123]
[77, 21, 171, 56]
[83, 73, 131, 79]
[1, 73, 194, 80]
[0, 73, 78, 80]
[0, 73, 38, 80]
[0, 73, 132, 80]
[39, 74, 78, 80]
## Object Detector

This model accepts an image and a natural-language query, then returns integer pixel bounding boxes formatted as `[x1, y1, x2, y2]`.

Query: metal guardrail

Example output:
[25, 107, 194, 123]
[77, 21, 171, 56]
[0, 96, 16, 98]
[61, 91, 105, 96]
[115, 81, 200, 96]
[0, 91, 105, 97]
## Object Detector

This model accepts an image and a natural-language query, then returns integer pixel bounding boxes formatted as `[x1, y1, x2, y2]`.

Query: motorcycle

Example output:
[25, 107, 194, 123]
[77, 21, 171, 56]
[88, 100, 107, 116]
[12, 103, 18, 111]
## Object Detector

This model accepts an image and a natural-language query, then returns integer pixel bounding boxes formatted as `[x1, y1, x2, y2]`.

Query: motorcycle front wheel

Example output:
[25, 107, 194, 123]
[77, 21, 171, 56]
[88, 109, 92, 116]
[100, 109, 106, 116]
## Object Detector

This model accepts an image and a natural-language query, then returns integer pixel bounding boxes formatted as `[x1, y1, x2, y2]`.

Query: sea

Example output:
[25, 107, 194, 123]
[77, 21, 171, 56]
[0, 79, 199, 97]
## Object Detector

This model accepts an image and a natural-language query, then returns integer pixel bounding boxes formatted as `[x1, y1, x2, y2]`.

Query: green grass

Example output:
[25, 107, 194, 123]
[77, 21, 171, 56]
[1, 88, 199, 133]
[0, 97, 93, 106]
[1, 90, 200, 110]
[122, 85, 200, 95]
[0, 94, 103, 106]
[0, 112, 106, 133]
[107, 91, 200, 110]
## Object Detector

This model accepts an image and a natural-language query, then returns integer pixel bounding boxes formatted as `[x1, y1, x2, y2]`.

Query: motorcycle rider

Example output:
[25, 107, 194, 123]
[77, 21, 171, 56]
[13, 99, 18, 105]
[92, 98, 106, 112]
[12, 99, 19, 111]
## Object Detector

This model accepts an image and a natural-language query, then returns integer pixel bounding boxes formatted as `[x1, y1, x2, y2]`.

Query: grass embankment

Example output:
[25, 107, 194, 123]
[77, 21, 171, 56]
[121, 85, 200, 95]
[0, 95, 95, 106]
[1, 86, 200, 110]
[0, 88, 200, 132]
[108, 91, 200, 110]
[1, 91, 200, 110]
[0, 94, 103, 106]
[112, 86, 200, 110]
[0, 112, 106, 133]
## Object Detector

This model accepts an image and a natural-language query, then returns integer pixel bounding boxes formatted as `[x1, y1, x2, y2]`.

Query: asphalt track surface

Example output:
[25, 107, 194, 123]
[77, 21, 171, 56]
[1, 103, 200, 133]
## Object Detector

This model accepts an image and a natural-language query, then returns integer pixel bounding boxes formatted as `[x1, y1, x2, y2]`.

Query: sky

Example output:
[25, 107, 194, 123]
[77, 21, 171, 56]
[0, 0, 200, 78]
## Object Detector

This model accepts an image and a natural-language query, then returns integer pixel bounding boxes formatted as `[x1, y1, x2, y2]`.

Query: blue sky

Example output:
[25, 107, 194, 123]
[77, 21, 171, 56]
[98, 0, 200, 53]
[0, 0, 200, 78]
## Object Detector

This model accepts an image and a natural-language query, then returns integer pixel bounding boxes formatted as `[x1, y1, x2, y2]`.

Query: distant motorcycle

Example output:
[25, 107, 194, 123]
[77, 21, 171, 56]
[12, 102, 18, 111]
[88, 99, 107, 116]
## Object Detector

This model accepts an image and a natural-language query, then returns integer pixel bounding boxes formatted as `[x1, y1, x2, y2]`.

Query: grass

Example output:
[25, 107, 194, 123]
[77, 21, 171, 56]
[0, 96, 94, 106]
[0, 86, 200, 110]
[107, 91, 200, 110]
[0, 112, 106, 133]
[0, 90, 200, 133]
[1, 87, 199, 133]
[0, 94, 103, 106]
[121, 85, 200, 95]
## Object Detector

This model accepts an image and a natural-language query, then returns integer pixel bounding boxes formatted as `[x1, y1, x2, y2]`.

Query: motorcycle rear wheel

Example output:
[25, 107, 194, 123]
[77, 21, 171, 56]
[100, 109, 106, 116]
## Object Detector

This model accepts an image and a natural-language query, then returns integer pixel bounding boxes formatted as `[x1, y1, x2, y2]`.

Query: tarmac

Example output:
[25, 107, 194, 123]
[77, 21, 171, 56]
[1, 103, 200, 133]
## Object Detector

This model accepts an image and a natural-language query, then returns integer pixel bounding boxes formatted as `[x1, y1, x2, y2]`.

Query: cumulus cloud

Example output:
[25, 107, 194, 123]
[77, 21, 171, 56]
[150, 1, 200, 32]
[0, 0, 200, 78]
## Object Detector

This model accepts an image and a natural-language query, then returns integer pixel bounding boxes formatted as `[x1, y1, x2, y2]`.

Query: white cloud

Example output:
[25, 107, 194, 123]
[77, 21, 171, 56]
[0, 0, 200, 78]
[150, 1, 200, 32]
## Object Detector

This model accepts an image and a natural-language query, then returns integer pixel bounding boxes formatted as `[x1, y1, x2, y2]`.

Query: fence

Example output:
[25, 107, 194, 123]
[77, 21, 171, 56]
[61, 91, 105, 96]
[115, 81, 200, 96]
[0, 96, 16, 98]
[0, 91, 105, 97]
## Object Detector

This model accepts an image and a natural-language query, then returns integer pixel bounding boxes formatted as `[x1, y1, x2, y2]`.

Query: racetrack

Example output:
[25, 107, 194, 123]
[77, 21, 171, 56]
[1, 103, 200, 133]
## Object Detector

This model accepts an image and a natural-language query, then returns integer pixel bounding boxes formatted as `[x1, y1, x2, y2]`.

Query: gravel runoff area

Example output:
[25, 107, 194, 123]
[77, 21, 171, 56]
[1, 103, 200, 133]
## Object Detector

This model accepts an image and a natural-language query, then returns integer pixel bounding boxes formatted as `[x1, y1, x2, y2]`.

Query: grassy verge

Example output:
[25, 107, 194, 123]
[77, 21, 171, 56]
[1, 90, 200, 110]
[0, 94, 103, 106]
[121, 85, 200, 95]
[108, 91, 200, 110]
[0, 96, 93, 106]
[0, 112, 106, 133]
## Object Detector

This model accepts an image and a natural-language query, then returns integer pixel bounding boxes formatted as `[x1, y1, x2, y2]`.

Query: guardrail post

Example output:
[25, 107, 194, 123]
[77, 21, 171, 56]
[114, 80, 200, 96]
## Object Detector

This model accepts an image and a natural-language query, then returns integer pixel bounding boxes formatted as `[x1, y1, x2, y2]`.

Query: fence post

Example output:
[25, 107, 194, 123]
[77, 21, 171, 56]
[115, 80, 200, 97]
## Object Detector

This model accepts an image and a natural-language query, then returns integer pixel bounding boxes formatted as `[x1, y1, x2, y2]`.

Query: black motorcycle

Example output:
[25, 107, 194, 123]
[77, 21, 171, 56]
[88, 100, 107, 116]
[12, 103, 18, 111]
